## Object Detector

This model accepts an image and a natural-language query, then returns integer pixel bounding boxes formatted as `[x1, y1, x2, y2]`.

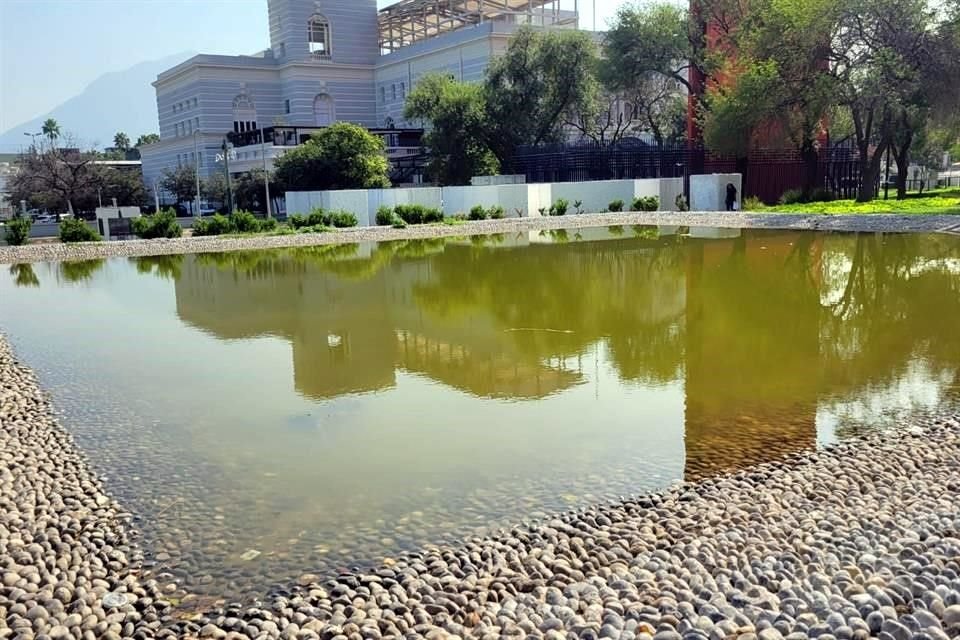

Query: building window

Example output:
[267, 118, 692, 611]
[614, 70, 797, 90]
[193, 98, 198, 108]
[308, 15, 331, 59]
[379, 87, 385, 104]
[195, 117, 200, 131]
[233, 94, 258, 134]
[187, 120, 192, 135]
[285, 99, 291, 115]
[392, 84, 397, 101]
[400, 82, 406, 99]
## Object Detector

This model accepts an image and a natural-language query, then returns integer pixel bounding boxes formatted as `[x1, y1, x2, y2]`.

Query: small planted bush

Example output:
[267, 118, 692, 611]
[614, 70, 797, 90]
[549, 198, 570, 216]
[4, 217, 31, 246]
[394, 204, 443, 225]
[375, 206, 395, 226]
[288, 214, 309, 229]
[488, 205, 505, 219]
[675, 194, 690, 212]
[132, 209, 181, 239]
[258, 217, 278, 232]
[469, 205, 488, 221]
[608, 199, 625, 212]
[632, 196, 659, 212]
[779, 189, 804, 205]
[306, 208, 330, 228]
[742, 196, 764, 211]
[329, 210, 358, 228]
[229, 210, 261, 233]
[193, 214, 231, 236]
[59, 218, 101, 243]
[573, 200, 584, 215]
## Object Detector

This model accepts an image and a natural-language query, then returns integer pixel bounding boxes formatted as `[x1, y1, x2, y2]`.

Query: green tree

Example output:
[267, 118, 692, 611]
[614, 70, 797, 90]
[273, 122, 390, 191]
[135, 133, 161, 147]
[234, 168, 281, 213]
[94, 165, 148, 207]
[828, 0, 958, 201]
[160, 165, 199, 210]
[8, 140, 97, 217]
[483, 27, 600, 164]
[42, 118, 61, 148]
[113, 132, 130, 151]
[404, 74, 499, 185]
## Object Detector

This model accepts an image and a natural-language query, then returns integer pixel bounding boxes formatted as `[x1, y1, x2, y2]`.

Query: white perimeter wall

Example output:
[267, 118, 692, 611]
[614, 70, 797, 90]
[690, 174, 742, 211]
[285, 177, 713, 226]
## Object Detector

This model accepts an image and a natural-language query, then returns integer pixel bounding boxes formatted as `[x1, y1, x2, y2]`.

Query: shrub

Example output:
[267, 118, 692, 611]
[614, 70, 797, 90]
[394, 204, 421, 224]
[469, 205, 488, 221]
[573, 200, 584, 215]
[258, 217, 278, 232]
[675, 194, 690, 212]
[632, 196, 659, 212]
[488, 205, 505, 219]
[422, 206, 444, 223]
[779, 189, 804, 205]
[608, 199, 625, 212]
[375, 206, 394, 226]
[4, 217, 31, 246]
[192, 214, 232, 236]
[224, 210, 259, 233]
[392, 218, 408, 229]
[549, 198, 569, 216]
[329, 210, 358, 228]
[59, 218, 101, 243]
[288, 214, 309, 229]
[306, 208, 330, 228]
[742, 196, 764, 211]
[132, 209, 181, 239]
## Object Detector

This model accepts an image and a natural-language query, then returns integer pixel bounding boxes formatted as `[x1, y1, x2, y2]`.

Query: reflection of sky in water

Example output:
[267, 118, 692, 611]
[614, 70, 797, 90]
[1, 228, 959, 597]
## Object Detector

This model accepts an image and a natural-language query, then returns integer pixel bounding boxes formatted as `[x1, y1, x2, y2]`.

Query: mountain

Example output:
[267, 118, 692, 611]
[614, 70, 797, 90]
[0, 52, 195, 153]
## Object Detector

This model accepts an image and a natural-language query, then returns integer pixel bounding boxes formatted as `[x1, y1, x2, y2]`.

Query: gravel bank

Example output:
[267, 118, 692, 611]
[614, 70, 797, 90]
[3, 332, 960, 640]
[2, 212, 959, 265]
[0, 335, 171, 639]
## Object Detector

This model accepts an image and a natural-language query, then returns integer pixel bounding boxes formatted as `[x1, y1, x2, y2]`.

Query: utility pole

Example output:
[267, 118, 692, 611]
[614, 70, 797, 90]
[260, 127, 272, 218]
[193, 130, 202, 216]
[221, 138, 234, 214]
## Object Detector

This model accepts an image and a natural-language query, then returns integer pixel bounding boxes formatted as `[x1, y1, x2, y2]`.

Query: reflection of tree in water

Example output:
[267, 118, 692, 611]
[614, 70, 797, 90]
[9, 263, 40, 288]
[684, 231, 960, 480]
[132, 255, 184, 280]
[412, 238, 688, 384]
[57, 259, 105, 284]
[818, 234, 960, 436]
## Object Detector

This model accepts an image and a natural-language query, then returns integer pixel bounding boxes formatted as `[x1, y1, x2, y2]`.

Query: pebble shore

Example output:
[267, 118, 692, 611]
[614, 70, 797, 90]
[2, 212, 959, 265]
[3, 333, 960, 639]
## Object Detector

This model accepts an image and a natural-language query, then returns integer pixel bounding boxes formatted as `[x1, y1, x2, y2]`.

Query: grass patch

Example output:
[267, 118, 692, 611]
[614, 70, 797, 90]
[756, 189, 960, 215]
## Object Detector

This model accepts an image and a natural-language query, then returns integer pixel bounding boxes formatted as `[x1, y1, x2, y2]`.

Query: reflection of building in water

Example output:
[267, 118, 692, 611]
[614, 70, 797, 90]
[683, 232, 822, 480]
[173, 245, 594, 401]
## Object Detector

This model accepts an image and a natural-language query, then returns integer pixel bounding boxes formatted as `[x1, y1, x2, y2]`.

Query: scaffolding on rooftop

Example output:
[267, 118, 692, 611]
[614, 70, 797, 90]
[378, 0, 587, 53]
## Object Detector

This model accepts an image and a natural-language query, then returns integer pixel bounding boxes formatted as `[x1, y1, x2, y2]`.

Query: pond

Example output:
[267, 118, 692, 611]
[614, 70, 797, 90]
[2, 226, 959, 604]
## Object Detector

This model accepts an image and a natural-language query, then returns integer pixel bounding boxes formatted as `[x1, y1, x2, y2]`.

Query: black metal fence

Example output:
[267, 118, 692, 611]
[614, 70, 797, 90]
[505, 143, 868, 204]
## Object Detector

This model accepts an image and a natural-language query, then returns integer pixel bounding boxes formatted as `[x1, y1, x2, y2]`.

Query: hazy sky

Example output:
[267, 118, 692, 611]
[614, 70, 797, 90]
[0, 0, 624, 131]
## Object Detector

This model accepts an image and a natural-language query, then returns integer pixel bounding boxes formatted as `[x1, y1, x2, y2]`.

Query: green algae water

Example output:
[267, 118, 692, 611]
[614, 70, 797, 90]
[2, 227, 959, 603]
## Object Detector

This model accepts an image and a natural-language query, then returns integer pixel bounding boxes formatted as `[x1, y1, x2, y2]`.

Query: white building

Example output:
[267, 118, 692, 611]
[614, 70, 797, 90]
[140, 0, 588, 199]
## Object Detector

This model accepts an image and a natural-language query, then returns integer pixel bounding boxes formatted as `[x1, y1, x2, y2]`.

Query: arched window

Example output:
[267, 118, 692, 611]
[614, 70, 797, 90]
[314, 94, 335, 126]
[308, 14, 331, 59]
[233, 95, 257, 134]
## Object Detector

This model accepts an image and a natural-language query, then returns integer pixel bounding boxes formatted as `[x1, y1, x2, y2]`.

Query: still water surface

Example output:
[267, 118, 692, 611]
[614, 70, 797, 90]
[2, 227, 958, 603]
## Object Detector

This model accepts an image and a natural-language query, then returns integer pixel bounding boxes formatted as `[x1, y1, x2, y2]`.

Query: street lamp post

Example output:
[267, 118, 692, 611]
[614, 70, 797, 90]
[153, 179, 161, 214]
[260, 127, 272, 218]
[23, 132, 41, 153]
[193, 130, 202, 217]
[221, 138, 234, 214]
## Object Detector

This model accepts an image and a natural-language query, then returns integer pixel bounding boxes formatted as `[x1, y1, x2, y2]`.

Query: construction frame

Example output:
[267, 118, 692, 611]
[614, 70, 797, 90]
[377, 0, 587, 53]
